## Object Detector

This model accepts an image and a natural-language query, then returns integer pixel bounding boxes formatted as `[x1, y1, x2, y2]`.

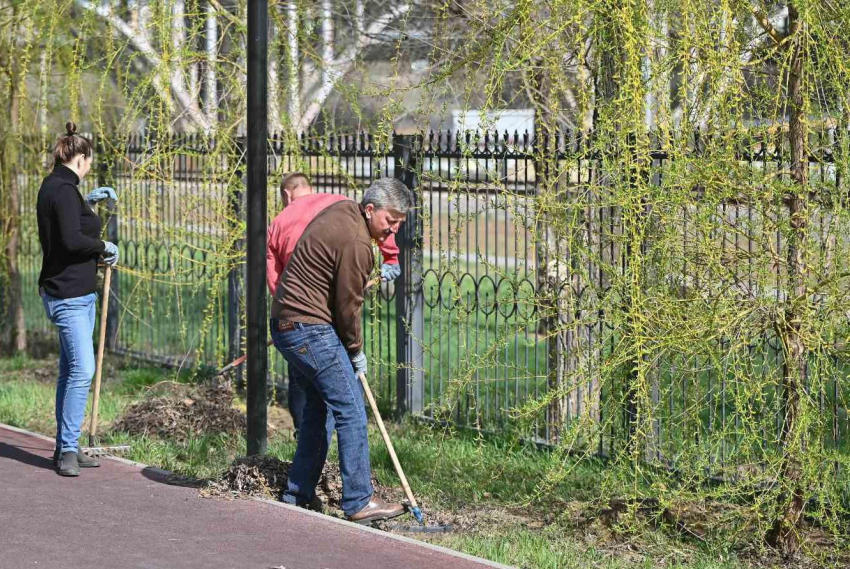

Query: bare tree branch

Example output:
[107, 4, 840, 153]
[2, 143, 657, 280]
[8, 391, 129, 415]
[77, 0, 212, 131]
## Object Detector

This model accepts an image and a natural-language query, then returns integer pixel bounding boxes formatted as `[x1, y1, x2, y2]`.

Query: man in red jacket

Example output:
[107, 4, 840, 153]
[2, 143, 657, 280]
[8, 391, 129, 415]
[269, 177, 413, 524]
[267, 173, 401, 437]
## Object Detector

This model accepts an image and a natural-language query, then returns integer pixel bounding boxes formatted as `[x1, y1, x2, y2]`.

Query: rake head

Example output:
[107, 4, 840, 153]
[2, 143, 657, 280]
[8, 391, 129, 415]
[81, 444, 131, 457]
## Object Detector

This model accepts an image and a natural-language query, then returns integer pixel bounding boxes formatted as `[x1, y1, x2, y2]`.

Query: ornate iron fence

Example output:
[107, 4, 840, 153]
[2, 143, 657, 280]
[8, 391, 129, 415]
[14, 130, 850, 468]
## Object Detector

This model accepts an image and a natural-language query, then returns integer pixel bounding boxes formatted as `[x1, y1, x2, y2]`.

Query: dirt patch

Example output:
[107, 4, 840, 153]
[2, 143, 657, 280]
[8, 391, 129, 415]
[110, 384, 246, 441]
[265, 404, 295, 435]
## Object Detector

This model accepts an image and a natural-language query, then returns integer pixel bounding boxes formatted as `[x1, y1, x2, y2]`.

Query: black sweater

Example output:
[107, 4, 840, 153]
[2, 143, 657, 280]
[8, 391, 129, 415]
[37, 165, 106, 298]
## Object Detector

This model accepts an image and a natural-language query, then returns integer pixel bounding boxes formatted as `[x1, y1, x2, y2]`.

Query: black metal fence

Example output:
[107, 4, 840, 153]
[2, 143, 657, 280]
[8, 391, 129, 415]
[14, 130, 850, 469]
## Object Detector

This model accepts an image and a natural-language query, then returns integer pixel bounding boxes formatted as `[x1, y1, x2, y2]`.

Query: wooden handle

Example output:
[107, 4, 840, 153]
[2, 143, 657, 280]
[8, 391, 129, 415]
[89, 265, 112, 445]
[357, 372, 419, 511]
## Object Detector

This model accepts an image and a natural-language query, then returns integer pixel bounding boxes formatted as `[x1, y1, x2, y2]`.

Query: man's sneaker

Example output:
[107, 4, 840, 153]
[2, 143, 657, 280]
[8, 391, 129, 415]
[56, 451, 80, 477]
[53, 449, 100, 469]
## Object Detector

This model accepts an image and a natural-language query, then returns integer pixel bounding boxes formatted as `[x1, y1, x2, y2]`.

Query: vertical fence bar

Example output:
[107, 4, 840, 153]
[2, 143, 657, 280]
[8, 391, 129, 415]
[228, 138, 245, 388]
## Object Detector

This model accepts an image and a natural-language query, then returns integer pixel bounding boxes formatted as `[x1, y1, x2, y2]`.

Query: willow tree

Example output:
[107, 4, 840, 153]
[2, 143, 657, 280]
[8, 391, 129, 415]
[433, 0, 850, 557]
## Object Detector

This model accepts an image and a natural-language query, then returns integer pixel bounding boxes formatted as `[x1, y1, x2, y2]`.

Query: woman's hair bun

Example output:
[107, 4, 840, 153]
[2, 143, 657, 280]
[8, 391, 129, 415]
[65, 121, 77, 136]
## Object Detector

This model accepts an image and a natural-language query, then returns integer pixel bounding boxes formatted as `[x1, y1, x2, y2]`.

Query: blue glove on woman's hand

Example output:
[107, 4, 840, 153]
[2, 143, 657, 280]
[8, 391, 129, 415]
[85, 187, 118, 205]
[349, 350, 368, 377]
[102, 241, 119, 266]
[380, 263, 401, 282]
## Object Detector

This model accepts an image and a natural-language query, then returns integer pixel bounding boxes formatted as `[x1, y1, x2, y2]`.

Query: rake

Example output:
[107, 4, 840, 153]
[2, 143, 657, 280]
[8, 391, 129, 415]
[357, 371, 424, 524]
[83, 264, 130, 457]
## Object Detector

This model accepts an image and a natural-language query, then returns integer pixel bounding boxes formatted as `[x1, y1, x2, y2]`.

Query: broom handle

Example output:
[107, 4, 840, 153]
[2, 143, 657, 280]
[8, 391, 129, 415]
[357, 372, 419, 511]
[89, 264, 112, 446]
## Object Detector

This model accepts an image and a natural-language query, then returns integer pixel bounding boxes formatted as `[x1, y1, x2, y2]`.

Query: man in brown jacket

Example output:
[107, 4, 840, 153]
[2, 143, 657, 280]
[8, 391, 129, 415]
[270, 178, 413, 524]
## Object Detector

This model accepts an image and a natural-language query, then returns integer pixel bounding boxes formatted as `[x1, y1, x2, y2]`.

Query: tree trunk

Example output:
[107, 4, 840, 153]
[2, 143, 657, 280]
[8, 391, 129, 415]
[766, 4, 808, 554]
[205, 2, 218, 124]
[285, 0, 301, 126]
[1, 77, 26, 353]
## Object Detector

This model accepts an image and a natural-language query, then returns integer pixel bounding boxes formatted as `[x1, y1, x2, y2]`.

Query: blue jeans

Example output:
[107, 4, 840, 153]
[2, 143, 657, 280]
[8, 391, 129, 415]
[271, 319, 373, 516]
[288, 363, 336, 439]
[41, 292, 97, 454]
[287, 363, 305, 432]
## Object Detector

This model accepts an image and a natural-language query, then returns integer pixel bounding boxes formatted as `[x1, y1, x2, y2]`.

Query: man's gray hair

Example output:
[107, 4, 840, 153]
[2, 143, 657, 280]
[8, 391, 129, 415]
[361, 178, 414, 214]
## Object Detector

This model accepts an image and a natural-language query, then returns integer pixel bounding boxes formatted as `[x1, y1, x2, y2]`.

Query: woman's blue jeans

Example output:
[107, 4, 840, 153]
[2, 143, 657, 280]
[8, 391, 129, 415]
[41, 292, 97, 454]
[270, 319, 373, 516]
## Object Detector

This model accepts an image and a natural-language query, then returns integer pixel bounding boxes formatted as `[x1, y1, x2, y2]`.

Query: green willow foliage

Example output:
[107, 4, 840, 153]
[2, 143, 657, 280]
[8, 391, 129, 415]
[2, 0, 850, 557]
[436, 0, 850, 556]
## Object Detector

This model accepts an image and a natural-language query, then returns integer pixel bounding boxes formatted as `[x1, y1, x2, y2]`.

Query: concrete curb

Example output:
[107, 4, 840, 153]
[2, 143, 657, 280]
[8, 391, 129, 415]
[0, 421, 516, 569]
[257, 498, 516, 569]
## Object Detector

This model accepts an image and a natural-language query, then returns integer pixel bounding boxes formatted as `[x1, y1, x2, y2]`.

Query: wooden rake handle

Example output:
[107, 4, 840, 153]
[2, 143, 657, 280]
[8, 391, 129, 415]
[357, 371, 423, 522]
[89, 264, 112, 446]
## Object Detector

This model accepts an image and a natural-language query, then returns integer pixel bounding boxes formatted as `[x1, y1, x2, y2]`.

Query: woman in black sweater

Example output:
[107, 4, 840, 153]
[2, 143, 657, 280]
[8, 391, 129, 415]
[37, 122, 119, 476]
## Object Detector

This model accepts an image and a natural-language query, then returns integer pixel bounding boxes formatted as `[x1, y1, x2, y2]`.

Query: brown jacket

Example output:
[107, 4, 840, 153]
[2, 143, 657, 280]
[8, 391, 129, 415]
[272, 200, 374, 353]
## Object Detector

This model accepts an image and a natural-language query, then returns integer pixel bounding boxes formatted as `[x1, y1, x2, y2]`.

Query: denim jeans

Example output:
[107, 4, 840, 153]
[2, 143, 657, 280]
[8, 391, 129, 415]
[41, 292, 97, 454]
[271, 319, 373, 516]
[287, 363, 305, 431]
[287, 363, 336, 439]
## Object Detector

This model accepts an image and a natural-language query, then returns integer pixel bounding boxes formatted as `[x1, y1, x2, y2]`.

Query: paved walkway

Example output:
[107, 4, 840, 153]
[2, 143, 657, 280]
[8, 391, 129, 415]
[0, 423, 511, 569]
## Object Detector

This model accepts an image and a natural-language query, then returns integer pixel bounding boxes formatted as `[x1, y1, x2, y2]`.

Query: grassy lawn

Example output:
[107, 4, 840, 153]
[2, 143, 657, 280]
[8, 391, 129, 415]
[2, 353, 835, 569]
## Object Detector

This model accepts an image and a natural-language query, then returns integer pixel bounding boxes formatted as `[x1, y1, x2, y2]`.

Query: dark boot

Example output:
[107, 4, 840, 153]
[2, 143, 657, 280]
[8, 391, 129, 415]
[280, 493, 325, 514]
[53, 449, 100, 469]
[76, 451, 100, 468]
[56, 451, 80, 477]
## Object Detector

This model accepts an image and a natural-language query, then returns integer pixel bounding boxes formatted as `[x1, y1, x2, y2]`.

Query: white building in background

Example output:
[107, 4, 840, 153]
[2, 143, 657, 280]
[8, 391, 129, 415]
[451, 109, 535, 141]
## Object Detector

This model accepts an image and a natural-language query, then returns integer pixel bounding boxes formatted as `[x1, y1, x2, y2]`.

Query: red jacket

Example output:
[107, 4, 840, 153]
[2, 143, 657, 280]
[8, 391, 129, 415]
[266, 193, 399, 294]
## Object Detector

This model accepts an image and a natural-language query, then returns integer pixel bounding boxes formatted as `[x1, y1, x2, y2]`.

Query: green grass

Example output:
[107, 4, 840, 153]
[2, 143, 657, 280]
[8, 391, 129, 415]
[0, 353, 777, 569]
[436, 528, 748, 569]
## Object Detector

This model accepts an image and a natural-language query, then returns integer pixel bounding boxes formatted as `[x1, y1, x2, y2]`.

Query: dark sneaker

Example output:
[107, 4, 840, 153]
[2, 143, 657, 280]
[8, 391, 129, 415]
[76, 452, 100, 468]
[53, 449, 100, 468]
[303, 495, 325, 513]
[280, 492, 325, 514]
[56, 451, 80, 477]
[347, 497, 405, 525]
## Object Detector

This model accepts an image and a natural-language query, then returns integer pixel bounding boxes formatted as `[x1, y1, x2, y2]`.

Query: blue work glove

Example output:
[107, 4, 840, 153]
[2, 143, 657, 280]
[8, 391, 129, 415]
[85, 187, 118, 206]
[349, 350, 368, 377]
[380, 263, 401, 282]
[102, 241, 119, 266]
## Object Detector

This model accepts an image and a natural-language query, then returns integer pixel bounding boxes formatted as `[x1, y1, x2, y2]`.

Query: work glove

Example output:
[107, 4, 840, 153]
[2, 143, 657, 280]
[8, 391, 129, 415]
[85, 187, 118, 206]
[102, 241, 119, 266]
[349, 350, 368, 377]
[380, 263, 401, 282]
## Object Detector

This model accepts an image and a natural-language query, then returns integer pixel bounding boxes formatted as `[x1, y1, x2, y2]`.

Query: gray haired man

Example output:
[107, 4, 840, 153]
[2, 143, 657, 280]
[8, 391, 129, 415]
[270, 178, 414, 523]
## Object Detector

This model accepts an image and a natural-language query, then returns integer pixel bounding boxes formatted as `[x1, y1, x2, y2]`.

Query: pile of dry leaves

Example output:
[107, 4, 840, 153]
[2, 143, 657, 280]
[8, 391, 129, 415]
[202, 454, 393, 508]
[110, 385, 245, 441]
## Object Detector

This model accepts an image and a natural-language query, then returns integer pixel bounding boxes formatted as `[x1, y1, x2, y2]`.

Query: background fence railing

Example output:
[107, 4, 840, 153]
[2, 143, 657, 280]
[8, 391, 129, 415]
[13, 130, 850, 476]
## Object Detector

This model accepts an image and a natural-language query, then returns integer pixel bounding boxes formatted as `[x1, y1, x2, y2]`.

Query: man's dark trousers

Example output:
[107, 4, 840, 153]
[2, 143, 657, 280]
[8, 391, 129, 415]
[271, 319, 374, 516]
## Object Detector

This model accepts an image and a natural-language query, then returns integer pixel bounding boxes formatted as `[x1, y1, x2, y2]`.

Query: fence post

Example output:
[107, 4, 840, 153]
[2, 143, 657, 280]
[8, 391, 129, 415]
[228, 136, 246, 389]
[96, 135, 120, 350]
[393, 134, 424, 416]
